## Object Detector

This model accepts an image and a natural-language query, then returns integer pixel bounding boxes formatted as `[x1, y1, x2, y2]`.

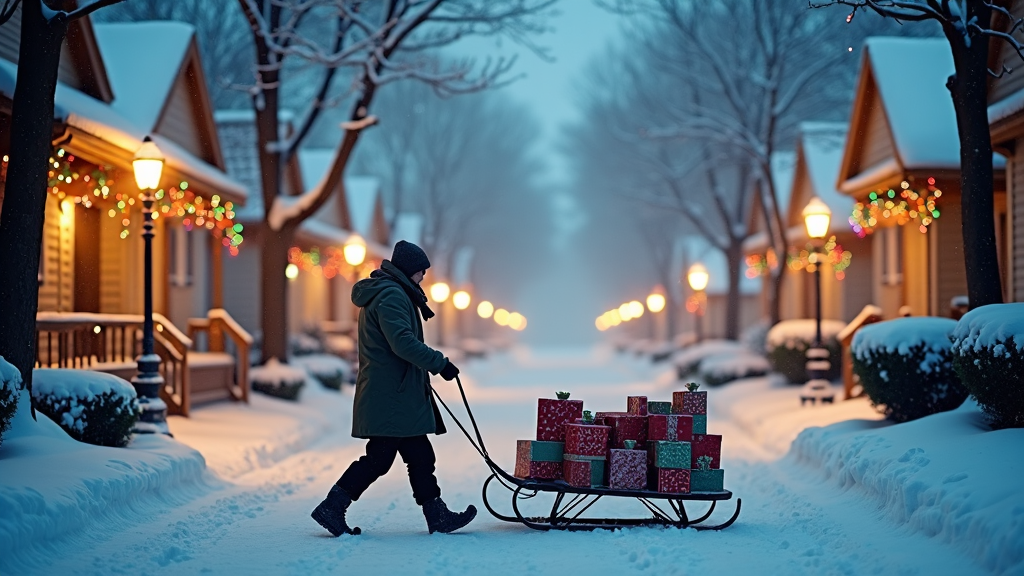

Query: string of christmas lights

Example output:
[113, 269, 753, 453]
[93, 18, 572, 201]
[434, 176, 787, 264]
[849, 179, 942, 237]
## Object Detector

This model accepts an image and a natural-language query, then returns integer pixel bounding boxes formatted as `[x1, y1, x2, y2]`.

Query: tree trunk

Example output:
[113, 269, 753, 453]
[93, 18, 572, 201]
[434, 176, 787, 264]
[768, 266, 783, 325]
[0, 4, 70, 389]
[725, 241, 742, 340]
[946, 23, 1003, 309]
[260, 227, 293, 363]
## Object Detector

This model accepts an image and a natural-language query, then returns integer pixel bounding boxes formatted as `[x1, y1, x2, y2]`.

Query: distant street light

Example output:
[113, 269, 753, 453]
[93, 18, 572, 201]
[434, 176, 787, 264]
[344, 234, 367, 266]
[452, 290, 471, 310]
[131, 136, 168, 435]
[429, 281, 450, 303]
[509, 312, 525, 331]
[477, 300, 494, 319]
[646, 293, 666, 313]
[628, 300, 644, 319]
[687, 263, 709, 342]
[285, 263, 299, 280]
[618, 303, 633, 321]
[494, 308, 510, 326]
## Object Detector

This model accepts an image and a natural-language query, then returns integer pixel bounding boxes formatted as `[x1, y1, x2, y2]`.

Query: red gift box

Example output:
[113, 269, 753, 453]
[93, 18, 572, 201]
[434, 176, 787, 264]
[627, 396, 648, 416]
[563, 455, 606, 488]
[691, 434, 722, 469]
[672, 390, 707, 415]
[564, 423, 611, 457]
[607, 448, 647, 490]
[648, 414, 693, 442]
[537, 398, 584, 442]
[604, 414, 648, 449]
[649, 467, 690, 493]
[514, 459, 562, 480]
[514, 440, 563, 480]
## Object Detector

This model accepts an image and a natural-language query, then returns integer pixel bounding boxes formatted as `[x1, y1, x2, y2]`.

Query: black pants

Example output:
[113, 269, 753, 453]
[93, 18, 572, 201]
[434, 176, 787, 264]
[336, 435, 441, 506]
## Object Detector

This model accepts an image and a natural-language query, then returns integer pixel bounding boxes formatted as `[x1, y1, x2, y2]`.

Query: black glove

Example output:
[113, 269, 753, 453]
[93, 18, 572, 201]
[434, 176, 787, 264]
[440, 360, 460, 381]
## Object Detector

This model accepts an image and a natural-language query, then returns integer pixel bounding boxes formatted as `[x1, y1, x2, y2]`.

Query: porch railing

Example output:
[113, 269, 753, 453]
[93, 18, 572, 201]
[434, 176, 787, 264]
[34, 311, 192, 415]
[187, 308, 253, 405]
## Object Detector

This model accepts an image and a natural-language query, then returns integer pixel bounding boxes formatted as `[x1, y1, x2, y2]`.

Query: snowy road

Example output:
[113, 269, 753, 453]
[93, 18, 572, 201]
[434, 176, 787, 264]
[28, 348, 986, 576]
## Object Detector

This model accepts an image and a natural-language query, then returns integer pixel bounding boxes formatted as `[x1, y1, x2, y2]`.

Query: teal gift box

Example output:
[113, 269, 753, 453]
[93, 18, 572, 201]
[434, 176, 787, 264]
[692, 414, 707, 435]
[646, 440, 691, 469]
[563, 454, 606, 487]
[647, 401, 672, 415]
[690, 469, 724, 492]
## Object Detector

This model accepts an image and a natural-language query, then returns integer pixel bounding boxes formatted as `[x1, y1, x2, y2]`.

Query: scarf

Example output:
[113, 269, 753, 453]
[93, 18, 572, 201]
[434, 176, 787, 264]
[374, 267, 436, 322]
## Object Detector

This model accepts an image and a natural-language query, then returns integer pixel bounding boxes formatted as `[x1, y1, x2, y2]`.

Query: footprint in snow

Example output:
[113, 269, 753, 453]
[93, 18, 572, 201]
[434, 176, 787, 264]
[941, 472, 968, 484]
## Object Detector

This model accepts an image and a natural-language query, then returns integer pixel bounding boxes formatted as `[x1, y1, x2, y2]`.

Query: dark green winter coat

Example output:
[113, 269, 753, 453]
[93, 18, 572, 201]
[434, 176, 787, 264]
[350, 261, 448, 438]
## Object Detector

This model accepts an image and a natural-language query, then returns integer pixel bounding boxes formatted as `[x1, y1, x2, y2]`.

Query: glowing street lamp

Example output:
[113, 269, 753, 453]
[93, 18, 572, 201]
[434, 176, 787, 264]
[802, 196, 832, 241]
[646, 292, 666, 313]
[285, 263, 299, 280]
[477, 300, 494, 319]
[687, 263, 709, 343]
[344, 234, 367, 267]
[452, 290, 471, 310]
[131, 136, 168, 435]
[494, 308, 510, 326]
[628, 300, 644, 319]
[429, 281, 450, 303]
[509, 312, 525, 331]
[618, 303, 633, 321]
[803, 197, 833, 383]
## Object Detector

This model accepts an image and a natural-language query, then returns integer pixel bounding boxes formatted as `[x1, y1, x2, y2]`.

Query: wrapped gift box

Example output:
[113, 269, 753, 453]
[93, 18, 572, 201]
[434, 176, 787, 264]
[648, 414, 693, 442]
[537, 398, 584, 442]
[646, 440, 691, 469]
[627, 396, 648, 416]
[604, 413, 648, 449]
[690, 469, 725, 492]
[691, 414, 707, 435]
[514, 440, 564, 480]
[565, 423, 611, 457]
[607, 448, 647, 490]
[649, 467, 690, 494]
[647, 401, 672, 415]
[563, 454, 606, 488]
[672, 390, 708, 415]
[691, 434, 722, 469]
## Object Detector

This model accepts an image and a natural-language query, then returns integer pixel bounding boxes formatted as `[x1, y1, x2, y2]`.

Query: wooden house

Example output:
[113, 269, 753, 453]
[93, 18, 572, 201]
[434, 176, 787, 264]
[836, 37, 1006, 318]
[742, 151, 796, 321]
[0, 15, 252, 415]
[988, 0, 1024, 302]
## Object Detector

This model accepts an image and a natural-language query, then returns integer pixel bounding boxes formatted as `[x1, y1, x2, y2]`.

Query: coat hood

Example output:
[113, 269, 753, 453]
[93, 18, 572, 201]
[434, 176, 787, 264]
[352, 260, 420, 308]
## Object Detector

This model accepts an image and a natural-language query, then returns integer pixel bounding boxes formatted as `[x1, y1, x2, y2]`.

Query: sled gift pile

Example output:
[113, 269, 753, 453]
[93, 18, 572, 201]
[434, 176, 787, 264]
[514, 384, 725, 493]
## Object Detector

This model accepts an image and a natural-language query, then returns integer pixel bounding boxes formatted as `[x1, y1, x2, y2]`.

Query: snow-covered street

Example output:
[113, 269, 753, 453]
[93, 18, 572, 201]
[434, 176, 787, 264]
[4, 348, 1007, 576]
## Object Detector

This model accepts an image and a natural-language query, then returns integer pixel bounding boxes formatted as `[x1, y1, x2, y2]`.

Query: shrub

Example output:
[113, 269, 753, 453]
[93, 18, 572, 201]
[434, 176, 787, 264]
[950, 304, 1024, 428]
[671, 340, 747, 379]
[741, 320, 772, 355]
[32, 369, 140, 447]
[697, 351, 771, 387]
[851, 317, 965, 423]
[290, 354, 352, 390]
[765, 319, 844, 383]
[0, 356, 22, 448]
[289, 331, 324, 356]
[251, 358, 306, 400]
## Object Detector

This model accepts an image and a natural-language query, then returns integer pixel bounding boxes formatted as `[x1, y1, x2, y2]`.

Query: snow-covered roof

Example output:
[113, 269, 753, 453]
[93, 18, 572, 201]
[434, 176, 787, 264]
[391, 212, 424, 247]
[346, 176, 382, 239]
[794, 122, 851, 233]
[92, 22, 192, 132]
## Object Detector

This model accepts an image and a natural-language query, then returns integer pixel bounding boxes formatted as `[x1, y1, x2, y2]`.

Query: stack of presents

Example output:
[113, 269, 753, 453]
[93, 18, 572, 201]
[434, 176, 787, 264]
[514, 384, 724, 493]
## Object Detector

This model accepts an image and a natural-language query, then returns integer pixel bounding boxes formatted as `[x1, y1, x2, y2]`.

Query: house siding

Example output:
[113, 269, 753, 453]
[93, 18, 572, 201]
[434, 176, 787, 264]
[933, 195, 968, 315]
[856, 87, 897, 175]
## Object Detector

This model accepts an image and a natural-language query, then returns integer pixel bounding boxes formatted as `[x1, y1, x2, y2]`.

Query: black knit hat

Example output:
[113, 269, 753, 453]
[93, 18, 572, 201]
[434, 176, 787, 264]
[390, 240, 431, 278]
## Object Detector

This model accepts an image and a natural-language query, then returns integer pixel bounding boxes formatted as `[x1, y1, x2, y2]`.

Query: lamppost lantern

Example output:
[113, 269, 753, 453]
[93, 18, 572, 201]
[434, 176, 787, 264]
[618, 303, 633, 321]
[429, 281, 450, 303]
[132, 136, 164, 190]
[802, 196, 832, 240]
[646, 293, 666, 313]
[131, 136, 168, 435]
[687, 263, 709, 292]
[452, 290, 471, 310]
[628, 300, 644, 319]
[477, 300, 494, 319]
[344, 234, 367, 266]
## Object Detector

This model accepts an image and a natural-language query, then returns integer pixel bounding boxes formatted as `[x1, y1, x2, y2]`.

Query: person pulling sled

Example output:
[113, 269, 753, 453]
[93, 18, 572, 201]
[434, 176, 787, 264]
[312, 240, 476, 536]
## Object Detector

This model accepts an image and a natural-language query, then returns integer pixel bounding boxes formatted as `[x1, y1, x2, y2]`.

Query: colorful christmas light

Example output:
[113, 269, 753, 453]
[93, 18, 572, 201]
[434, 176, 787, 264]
[849, 179, 942, 237]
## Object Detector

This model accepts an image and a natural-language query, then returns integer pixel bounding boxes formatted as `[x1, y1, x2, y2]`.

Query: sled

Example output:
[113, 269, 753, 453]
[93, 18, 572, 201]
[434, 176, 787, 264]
[432, 379, 742, 532]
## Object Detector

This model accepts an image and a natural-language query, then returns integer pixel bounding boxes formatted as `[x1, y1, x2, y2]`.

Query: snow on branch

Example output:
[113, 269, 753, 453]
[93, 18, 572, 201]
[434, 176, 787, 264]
[0, 0, 21, 26]
[41, 0, 126, 22]
[340, 114, 378, 131]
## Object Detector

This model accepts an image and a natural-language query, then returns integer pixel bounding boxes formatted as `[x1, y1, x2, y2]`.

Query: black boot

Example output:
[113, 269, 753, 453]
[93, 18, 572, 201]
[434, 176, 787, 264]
[311, 485, 361, 536]
[421, 497, 476, 534]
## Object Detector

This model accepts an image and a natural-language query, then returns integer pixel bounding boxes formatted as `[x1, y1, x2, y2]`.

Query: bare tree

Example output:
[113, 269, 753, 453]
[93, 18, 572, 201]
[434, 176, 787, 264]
[602, 0, 920, 324]
[0, 0, 126, 396]
[811, 1, 1024, 309]
[235, 0, 555, 362]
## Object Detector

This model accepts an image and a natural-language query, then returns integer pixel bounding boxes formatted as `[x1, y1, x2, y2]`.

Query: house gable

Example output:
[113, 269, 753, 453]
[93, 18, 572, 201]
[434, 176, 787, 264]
[838, 58, 900, 189]
[154, 41, 224, 169]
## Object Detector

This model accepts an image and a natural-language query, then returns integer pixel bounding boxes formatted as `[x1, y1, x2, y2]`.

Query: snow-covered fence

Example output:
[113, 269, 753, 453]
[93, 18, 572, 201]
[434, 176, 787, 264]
[852, 317, 966, 423]
[951, 303, 1024, 428]
[766, 319, 845, 384]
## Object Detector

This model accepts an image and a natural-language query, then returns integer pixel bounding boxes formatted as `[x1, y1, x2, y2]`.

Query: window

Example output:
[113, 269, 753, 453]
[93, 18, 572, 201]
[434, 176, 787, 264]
[881, 226, 903, 286]
[169, 226, 193, 287]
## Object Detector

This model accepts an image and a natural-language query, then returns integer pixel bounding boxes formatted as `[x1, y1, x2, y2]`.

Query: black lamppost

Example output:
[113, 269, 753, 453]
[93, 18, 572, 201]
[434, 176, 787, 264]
[687, 263, 709, 343]
[131, 136, 169, 435]
[802, 196, 833, 383]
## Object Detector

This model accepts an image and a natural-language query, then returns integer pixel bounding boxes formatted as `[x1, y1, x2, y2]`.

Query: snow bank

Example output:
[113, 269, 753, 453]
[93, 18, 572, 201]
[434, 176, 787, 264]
[0, 390, 211, 573]
[0, 356, 21, 391]
[790, 400, 1024, 576]
[852, 317, 957, 373]
[33, 368, 137, 404]
[766, 319, 846, 349]
[698, 351, 771, 386]
[671, 340, 747, 377]
[251, 358, 307, 387]
[291, 354, 352, 388]
[950, 303, 1024, 352]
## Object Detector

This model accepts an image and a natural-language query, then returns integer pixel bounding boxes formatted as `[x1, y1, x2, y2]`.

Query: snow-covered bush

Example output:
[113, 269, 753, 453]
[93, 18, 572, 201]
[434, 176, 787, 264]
[0, 356, 21, 448]
[31, 369, 139, 447]
[672, 340, 747, 379]
[950, 304, 1024, 428]
[741, 320, 772, 355]
[290, 354, 352, 390]
[697, 351, 771, 387]
[852, 317, 965, 423]
[649, 341, 677, 363]
[765, 319, 844, 383]
[289, 332, 324, 356]
[251, 358, 306, 400]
